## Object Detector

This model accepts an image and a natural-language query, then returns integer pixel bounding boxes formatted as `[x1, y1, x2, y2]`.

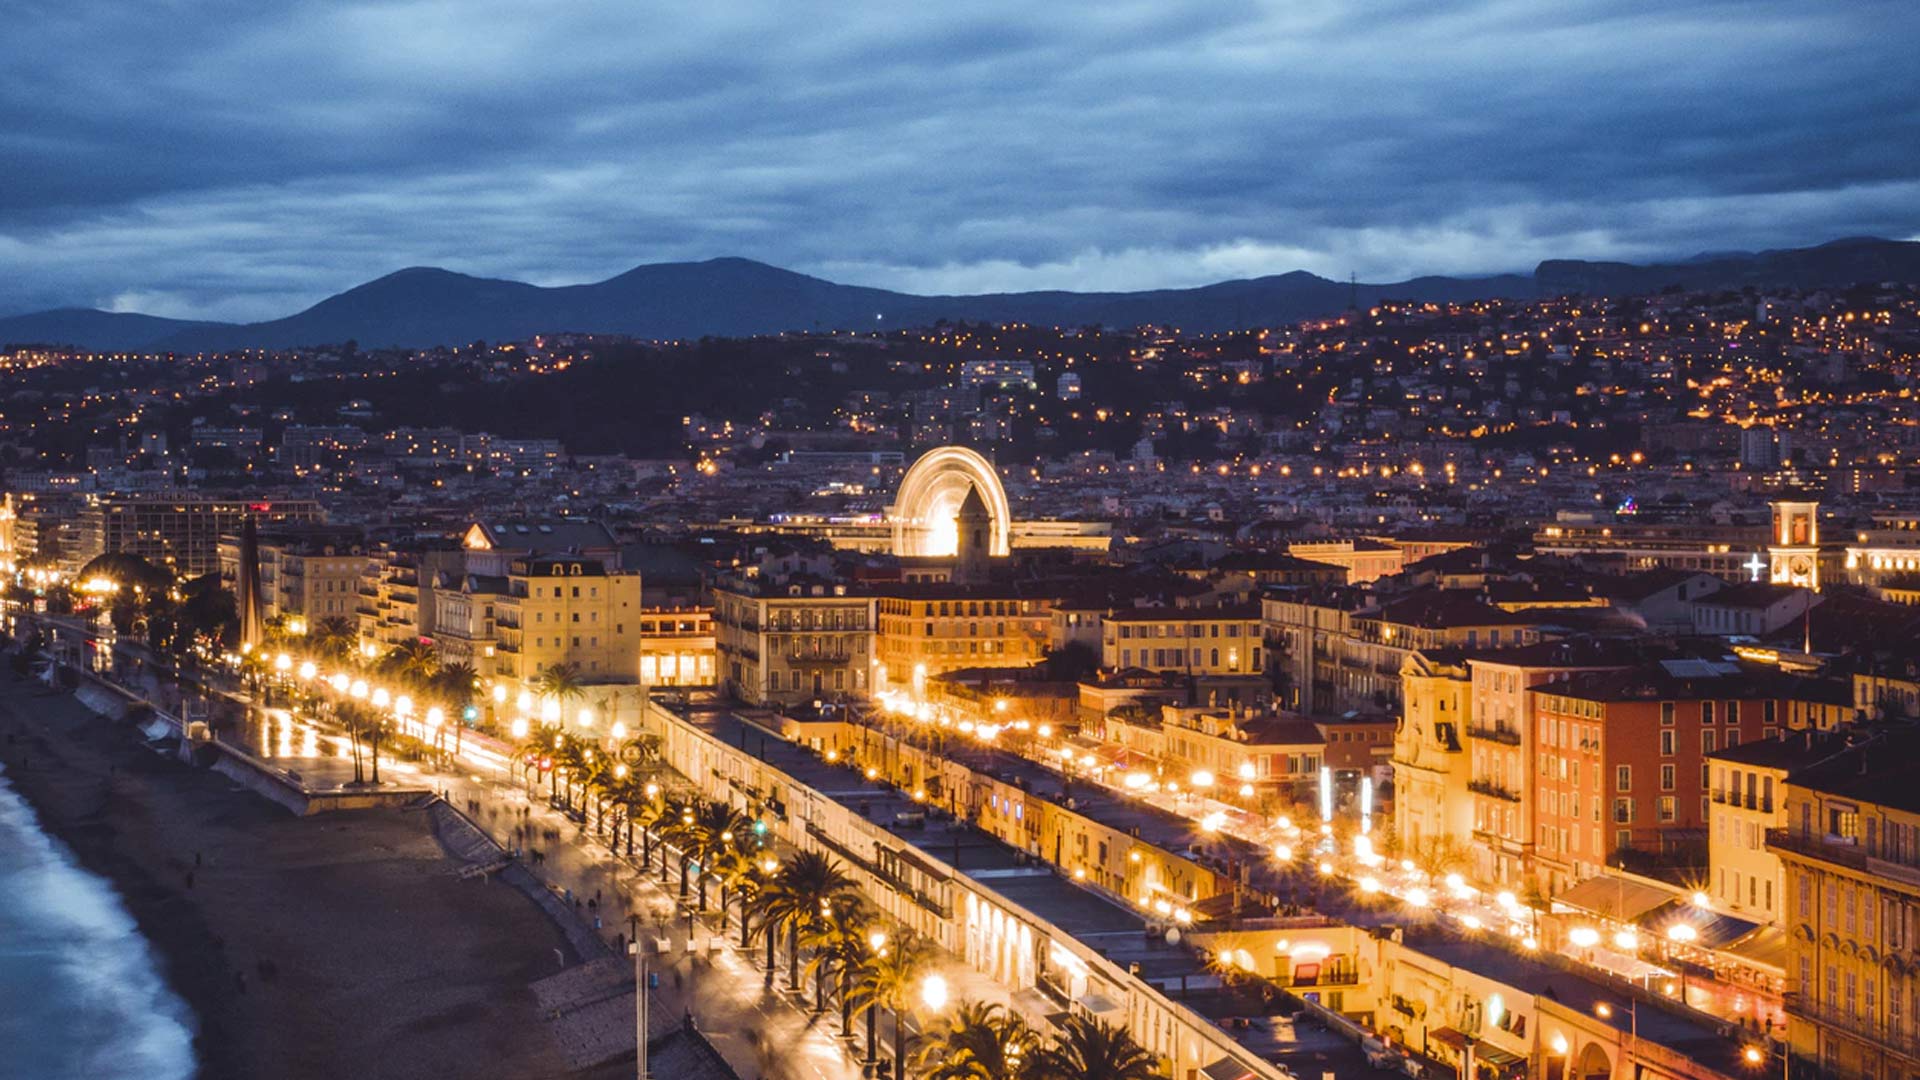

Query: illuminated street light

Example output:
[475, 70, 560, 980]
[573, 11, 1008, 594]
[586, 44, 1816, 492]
[920, 974, 948, 1011]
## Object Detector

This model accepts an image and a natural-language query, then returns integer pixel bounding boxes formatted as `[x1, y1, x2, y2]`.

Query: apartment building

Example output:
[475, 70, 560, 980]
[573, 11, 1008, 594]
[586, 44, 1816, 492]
[1770, 729, 1920, 1080]
[217, 525, 366, 626]
[1707, 733, 1852, 926]
[76, 495, 324, 576]
[1287, 539, 1404, 583]
[1159, 706, 1325, 802]
[1263, 587, 1550, 717]
[712, 573, 876, 706]
[1466, 640, 1636, 889]
[1102, 603, 1262, 678]
[874, 583, 1051, 680]
[1530, 665, 1776, 894]
[492, 554, 643, 691]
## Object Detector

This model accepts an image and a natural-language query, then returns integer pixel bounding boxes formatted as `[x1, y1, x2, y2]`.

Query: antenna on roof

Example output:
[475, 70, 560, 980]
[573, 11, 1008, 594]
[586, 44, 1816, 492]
[1349, 272, 1358, 311]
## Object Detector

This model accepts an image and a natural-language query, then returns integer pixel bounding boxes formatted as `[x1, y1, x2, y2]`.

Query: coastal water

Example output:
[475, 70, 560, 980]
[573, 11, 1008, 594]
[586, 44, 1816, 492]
[0, 767, 196, 1080]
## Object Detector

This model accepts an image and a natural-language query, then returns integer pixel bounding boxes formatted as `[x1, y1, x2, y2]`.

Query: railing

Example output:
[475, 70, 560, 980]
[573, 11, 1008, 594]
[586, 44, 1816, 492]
[1783, 992, 1920, 1062]
[1769, 828, 1869, 871]
[1469, 779, 1521, 802]
[1466, 724, 1523, 746]
[805, 823, 950, 918]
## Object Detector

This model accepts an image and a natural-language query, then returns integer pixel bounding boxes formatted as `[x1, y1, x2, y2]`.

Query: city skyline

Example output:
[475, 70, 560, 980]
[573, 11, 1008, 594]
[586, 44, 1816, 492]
[4, 1, 1919, 322]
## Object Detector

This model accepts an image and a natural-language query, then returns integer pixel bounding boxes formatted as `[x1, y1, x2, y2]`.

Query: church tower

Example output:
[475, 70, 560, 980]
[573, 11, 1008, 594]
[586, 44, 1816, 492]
[953, 483, 992, 585]
[1769, 499, 1820, 591]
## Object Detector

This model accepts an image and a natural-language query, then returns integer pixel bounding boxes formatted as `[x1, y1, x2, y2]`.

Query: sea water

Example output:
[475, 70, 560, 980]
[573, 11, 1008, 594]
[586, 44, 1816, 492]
[0, 767, 196, 1079]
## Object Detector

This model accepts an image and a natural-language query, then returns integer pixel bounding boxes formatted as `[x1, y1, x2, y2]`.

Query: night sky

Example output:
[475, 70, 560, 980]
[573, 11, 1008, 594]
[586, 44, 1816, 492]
[4, 0, 1917, 321]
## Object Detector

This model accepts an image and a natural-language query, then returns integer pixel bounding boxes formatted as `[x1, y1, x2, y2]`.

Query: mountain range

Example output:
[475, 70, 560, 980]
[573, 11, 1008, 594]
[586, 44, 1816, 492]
[4, 237, 1916, 352]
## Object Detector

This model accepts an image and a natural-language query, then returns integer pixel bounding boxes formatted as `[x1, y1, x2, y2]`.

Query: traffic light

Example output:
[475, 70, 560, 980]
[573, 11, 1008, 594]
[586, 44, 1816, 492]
[462, 704, 479, 723]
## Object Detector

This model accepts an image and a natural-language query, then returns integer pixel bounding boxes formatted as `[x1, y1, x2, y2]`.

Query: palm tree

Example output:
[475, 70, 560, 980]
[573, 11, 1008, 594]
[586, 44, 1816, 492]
[711, 846, 765, 946]
[435, 660, 478, 708]
[914, 1001, 1040, 1080]
[534, 661, 586, 723]
[845, 932, 935, 1080]
[311, 616, 357, 662]
[800, 896, 872, 1024]
[688, 801, 752, 910]
[659, 801, 702, 897]
[757, 850, 859, 993]
[1033, 1014, 1160, 1080]
[630, 790, 667, 866]
[382, 638, 439, 687]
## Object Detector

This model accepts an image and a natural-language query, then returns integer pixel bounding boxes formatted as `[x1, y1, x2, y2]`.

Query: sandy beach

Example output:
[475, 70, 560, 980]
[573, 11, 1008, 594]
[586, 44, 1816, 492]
[0, 672, 592, 1080]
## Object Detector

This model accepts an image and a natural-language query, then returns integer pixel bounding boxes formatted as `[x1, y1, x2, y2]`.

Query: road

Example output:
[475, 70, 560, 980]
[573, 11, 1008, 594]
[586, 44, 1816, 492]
[32, 618, 1033, 1080]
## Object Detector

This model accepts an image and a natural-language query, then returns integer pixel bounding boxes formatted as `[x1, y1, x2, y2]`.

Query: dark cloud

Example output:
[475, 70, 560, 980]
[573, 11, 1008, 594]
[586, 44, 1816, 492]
[2, 0, 1917, 320]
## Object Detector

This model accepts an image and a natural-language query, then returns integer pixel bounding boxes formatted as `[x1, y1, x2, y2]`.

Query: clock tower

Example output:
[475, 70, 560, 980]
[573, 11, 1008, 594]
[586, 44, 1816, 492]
[1769, 499, 1820, 591]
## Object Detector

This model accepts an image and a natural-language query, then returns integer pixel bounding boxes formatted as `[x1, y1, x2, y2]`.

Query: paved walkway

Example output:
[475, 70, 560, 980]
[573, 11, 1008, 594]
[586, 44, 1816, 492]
[39, 618, 1049, 1079]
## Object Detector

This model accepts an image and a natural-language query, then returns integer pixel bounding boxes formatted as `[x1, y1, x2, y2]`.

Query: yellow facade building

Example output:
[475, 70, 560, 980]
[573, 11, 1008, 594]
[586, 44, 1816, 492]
[1102, 604, 1263, 677]
[1771, 730, 1920, 1080]
[492, 554, 643, 693]
[874, 584, 1051, 681]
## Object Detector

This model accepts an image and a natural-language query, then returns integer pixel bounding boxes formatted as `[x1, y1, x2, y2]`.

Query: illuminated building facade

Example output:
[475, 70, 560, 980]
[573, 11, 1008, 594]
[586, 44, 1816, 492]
[491, 554, 643, 690]
[874, 584, 1050, 681]
[1102, 604, 1262, 677]
[637, 606, 715, 687]
[1771, 730, 1920, 1080]
[712, 575, 876, 706]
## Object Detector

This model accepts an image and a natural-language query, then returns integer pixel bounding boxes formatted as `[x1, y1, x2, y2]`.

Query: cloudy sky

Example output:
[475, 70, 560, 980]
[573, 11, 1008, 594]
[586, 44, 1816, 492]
[3, 0, 1917, 321]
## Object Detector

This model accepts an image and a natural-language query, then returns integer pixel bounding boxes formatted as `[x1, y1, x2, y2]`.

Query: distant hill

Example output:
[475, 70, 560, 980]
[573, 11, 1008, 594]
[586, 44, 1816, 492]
[4, 236, 1916, 352]
[145, 260, 1534, 351]
[1534, 237, 1920, 297]
[0, 308, 217, 352]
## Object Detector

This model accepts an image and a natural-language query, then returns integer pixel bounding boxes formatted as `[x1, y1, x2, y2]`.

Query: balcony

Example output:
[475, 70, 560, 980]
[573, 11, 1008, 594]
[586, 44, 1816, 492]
[1466, 724, 1523, 747]
[1469, 779, 1521, 803]
[1783, 992, 1920, 1063]
[1769, 828, 1869, 871]
[1770, 827, 1920, 891]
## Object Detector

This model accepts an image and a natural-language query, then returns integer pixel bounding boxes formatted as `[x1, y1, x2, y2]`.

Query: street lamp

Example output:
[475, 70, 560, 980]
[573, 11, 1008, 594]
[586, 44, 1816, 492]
[864, 930, 889, 1073]
[920, 973, 947, 1011]
[1595, 998, 1637, 1054]
[1667, 923, 1698, 1004]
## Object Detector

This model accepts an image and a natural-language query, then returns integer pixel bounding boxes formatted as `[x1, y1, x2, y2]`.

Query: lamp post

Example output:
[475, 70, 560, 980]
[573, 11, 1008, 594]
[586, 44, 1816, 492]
[630, 935, 652, 1080]
[1595, 999, 1636, 1073]
[762, 857, 780, 991]
[1666, 923, 1697, 1005]
[1744, 1040, 1789, 1080]
[865, 930, 888, 1076]
[899, 973, 947, 1080]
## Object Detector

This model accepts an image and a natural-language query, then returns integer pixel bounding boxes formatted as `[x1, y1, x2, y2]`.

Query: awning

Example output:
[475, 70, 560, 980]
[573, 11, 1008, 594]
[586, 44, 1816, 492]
[1429, 1027, 1471, 1052]
[1075, 992, 1122, 1018]
[1477, 1045, 1527, 1068]
[1721, 924, 1789, 974]
[1201, 1057, 1258, 1080]
[1556, 875, 1679, 922]
[1641, 907, 1760, 950]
